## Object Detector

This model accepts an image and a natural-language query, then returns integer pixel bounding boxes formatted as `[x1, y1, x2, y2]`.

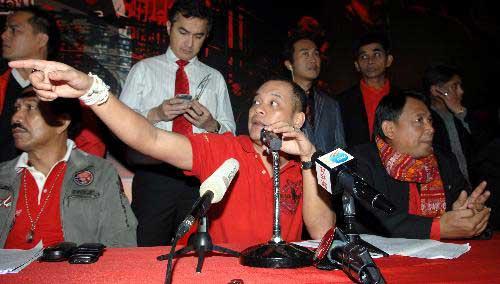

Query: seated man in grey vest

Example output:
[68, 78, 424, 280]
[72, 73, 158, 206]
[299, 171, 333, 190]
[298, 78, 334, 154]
[0, 88, 137, 249]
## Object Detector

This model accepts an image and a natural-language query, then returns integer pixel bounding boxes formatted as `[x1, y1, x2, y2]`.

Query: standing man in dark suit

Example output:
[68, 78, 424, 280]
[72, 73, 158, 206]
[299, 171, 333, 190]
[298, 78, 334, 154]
[283, 33, 345, 152]
[337, 32, 394, 148]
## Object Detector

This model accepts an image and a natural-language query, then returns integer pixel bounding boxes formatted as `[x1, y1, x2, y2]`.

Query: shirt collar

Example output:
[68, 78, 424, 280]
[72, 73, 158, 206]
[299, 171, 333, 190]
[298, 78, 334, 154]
[15, 139, 75, 173]
[360, 78, 390, 94]
[11, 68, 31, 88]
[165, 47, 199, 66]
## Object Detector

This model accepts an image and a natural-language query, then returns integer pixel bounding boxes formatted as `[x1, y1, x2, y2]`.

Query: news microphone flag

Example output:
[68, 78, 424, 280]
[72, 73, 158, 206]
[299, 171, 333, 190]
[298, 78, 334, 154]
[315, 148, 354, 194]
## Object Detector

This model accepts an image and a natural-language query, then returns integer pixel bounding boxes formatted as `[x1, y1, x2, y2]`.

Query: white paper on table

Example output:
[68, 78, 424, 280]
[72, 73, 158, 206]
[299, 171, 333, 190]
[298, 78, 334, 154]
[293, 234, 470, 260]
[0, 241, 44, 274]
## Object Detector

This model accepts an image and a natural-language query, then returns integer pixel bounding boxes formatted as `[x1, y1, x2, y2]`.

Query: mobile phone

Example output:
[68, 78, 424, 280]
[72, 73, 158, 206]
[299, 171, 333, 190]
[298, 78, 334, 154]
[68, 253, 99, 264]
[67, 243, 105, 264]
[75, 243, 105, 254]
[40, 242, 77, 262]
[178, 94, 192, 101]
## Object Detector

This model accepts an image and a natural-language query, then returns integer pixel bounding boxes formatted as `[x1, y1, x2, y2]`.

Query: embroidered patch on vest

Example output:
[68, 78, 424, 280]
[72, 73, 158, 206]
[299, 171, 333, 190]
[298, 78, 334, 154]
[0, 194, 12, 208]
[73, 170, 94, 186]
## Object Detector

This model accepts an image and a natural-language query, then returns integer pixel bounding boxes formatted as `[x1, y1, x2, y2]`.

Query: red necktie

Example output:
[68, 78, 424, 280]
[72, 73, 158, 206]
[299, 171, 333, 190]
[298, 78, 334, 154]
[172, 59, 192, 135]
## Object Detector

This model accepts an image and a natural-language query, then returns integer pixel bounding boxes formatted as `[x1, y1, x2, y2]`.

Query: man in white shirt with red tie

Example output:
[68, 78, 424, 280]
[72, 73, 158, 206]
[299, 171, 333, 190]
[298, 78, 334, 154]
[119, 0, 235, 246]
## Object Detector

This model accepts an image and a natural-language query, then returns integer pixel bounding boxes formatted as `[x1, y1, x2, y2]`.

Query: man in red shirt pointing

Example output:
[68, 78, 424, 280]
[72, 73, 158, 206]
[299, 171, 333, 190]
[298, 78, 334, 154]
[10, 59, 336, 244]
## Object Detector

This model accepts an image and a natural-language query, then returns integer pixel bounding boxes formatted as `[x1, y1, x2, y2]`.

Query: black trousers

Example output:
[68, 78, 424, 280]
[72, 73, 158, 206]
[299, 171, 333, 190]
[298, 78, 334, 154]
[131, 164, 200, 246]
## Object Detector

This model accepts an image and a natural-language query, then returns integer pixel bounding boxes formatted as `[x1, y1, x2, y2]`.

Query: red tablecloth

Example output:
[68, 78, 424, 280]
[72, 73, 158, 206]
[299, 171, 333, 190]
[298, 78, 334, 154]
[1, 236, 499, 284]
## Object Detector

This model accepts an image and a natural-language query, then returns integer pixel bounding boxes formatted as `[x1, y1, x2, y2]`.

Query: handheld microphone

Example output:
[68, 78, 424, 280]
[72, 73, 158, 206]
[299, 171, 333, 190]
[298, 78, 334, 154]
[175, 158, 240, 238]
[314, 149, 395, 214]
[260, 128, 282, 151]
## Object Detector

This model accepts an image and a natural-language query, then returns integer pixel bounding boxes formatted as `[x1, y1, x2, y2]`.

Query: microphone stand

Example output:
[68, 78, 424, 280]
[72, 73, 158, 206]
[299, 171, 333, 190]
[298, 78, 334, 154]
[239, 150, 314, 268]
[157, 216, 240, 273]
[329, 226, 385, 284]
[328, 191, 386, 283]
[341, 191, 388, 257]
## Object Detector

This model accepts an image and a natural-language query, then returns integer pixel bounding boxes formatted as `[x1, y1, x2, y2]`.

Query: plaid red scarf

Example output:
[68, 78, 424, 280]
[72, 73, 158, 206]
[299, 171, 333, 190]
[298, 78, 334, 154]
[376, 136, 446, 217]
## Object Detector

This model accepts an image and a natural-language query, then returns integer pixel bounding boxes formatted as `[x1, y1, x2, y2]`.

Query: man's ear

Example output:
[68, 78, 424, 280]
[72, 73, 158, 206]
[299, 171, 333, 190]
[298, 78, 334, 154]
[284, 60, 293, 71]
[56, 115, 71, 135]
[167, 21, 172, 36]
[381, 120, 396, 140]
[37, 33, 49, 49]
[385, 54, 394, 68]
[354, 61, 360, 72]
[293, 111, 305, 130]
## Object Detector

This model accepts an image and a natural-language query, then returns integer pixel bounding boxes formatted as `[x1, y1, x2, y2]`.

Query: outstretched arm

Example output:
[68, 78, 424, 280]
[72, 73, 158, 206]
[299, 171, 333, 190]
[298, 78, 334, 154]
[10, 59, 193, 170]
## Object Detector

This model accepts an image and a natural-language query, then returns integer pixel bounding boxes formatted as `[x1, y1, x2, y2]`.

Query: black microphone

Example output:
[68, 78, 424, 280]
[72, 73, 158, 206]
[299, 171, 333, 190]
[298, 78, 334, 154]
[329, 240, 385, 284]
[260, 128, 282, 151]
[175, 158, 240, 238]
[334, 164, 395, 214]
[314, 149, 395, 214]
[313, 227, 385, 284]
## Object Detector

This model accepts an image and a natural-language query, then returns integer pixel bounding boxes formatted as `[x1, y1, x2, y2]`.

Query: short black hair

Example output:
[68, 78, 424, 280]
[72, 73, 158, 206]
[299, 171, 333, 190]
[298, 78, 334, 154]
[352, 31, 391, 58]
[169, 0, 213, 33]
[283, 32, 321, 64]
[18, 87, 81, 139]
[260, 77, 306, 114]
[11, 6, 60, 59]
[373, 90, 428, 141]
[422, 63, 462, 95]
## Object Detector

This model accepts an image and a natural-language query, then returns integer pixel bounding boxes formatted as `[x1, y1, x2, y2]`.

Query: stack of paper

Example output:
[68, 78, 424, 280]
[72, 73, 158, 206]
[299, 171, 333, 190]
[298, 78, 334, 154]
[294, 234, 470, 259]
[359, 234, 470, 259]
[0, 241, 44, 274]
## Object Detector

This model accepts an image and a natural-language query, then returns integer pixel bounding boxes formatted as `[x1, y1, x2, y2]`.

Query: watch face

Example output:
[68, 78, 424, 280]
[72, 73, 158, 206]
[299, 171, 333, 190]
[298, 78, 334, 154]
[301, 161, 313, 169]
[313, 227, 335, 262]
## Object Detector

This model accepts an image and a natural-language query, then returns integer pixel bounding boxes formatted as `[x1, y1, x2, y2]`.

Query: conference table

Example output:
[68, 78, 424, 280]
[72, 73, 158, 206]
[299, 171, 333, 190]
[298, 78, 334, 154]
[1, 235, 499, 283]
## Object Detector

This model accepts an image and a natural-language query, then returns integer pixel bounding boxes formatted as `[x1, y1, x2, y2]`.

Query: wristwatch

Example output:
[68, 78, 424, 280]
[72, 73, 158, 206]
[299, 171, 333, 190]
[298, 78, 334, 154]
[301, 160, 314, 170]
[301, 150, 325, 170]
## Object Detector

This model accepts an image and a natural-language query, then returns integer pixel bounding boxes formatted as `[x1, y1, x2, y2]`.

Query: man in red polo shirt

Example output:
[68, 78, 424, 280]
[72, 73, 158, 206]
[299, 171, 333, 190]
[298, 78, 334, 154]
[9, 59, 336, 245]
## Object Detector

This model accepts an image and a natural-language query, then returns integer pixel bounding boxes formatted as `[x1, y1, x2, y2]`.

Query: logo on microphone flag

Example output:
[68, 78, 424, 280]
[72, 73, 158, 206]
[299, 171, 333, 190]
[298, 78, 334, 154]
[315, 148, 354, 193]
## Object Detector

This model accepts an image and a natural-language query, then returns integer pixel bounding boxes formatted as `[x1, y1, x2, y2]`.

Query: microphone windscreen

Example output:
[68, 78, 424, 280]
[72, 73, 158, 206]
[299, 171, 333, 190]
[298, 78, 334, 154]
[199, 158, 240, 203]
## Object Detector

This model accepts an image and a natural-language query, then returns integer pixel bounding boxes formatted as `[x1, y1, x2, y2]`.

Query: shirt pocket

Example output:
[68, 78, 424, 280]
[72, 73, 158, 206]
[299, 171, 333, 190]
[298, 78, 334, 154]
[64, 189, 102, 237]
[65, 189, 101, 207]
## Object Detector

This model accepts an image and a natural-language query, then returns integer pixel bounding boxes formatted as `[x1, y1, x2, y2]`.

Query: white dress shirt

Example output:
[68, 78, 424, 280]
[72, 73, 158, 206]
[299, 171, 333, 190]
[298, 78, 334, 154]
[12, 68, 31, 88]
[119, 47, 235, 134]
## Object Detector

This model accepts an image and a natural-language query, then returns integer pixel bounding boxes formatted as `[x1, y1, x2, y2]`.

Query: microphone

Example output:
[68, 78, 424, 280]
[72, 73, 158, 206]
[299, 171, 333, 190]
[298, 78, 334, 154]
[329, 241, 385, 284]
[175, 158, 240, 238]
[260, 128, 282, 151]
[313, 228, 385, 284]
[314, 149, 395, 214]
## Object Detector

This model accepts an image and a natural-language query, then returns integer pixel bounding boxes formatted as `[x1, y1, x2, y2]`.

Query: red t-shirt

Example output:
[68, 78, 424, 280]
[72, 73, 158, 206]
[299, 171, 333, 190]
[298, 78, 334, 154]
[186, 133, 304, 245]
[360, 79, 391, 137]
[5, 162, 66, 249]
